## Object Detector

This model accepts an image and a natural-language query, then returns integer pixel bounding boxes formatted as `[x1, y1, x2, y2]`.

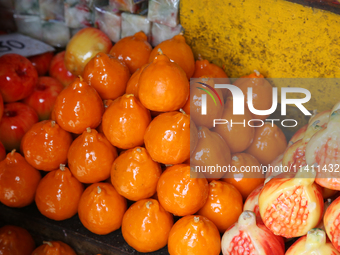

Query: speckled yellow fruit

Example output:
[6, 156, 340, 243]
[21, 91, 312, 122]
[180, 0, 340, 111]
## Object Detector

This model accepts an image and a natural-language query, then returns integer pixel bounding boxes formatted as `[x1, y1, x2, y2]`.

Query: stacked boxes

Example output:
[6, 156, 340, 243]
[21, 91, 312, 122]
[1, 0, 183, 47]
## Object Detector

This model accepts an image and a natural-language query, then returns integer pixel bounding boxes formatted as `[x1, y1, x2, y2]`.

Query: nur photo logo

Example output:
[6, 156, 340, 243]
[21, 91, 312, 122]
[195, 78, 312, 128]
[196, 81, 223, 115]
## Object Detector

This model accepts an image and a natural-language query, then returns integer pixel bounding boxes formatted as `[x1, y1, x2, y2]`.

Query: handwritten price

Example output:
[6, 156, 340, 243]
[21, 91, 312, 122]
[0, 33, 54, 57]
[0, 40, 25, 53]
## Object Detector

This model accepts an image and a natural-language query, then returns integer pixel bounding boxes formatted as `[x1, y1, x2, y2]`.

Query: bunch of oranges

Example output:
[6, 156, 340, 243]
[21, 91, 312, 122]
[0, 29, 292, 255]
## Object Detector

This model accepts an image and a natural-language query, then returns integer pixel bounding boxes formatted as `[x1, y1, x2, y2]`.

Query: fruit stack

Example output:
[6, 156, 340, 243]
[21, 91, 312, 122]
[1, 25, 340, 255]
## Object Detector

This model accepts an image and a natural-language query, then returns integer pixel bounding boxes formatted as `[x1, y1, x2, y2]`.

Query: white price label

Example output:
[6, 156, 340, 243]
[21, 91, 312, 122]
[0, 33, 55, 57]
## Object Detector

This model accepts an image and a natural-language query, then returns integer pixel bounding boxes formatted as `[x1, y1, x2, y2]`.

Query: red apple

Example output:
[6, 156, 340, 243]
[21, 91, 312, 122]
[0, 93, 3, 122]
[22, 77, 64, 121]
[28, 51, 54, 76]
[65, 27, 113, 76]
[0, 102, 39, 151]
[0, 141, 5, 161]
[0, 54, 38, 102]
[49, 51, 76, 87]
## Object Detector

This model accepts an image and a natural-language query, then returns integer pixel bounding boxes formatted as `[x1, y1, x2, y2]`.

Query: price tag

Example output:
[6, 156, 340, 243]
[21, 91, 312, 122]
[0, 33, 55, 58]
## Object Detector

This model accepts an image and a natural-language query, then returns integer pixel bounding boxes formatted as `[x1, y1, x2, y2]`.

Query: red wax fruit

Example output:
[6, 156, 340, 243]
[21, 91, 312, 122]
[28, 51, 54, 76]
[0, 93, 3, 122]
[22, 76, 64, 121]
[0, 102, 39, 151]
[49, 51, 76, 87]
[0, 53, 38, 102]
[0, 141, 5, 161]
[221, 211, 285, 255]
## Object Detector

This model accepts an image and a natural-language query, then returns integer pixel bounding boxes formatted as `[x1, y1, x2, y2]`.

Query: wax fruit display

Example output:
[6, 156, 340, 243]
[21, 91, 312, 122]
[245, 122, 287, 165]
[222, 153, 264, 200]
[213, 97, 254, 153]
[0, 150, 41, 208]
[0, 93, 3, 122]
[182, 95, 191, 114]
[125, 64, 148, 97]
[0, 225, 35, 255]
[168, 215, 221, 255]
[0, 142, 5, 161]
[197, 180, 243, 233]
[258, 169, 324, 238]
[283, 110, 329, 171]
[282, 120, 322, 170]
[78, 183, 127, 235]
[22, 76, 64, 121]
[308, 109, 330, 128]
[233, 71, 274, 120]
[243, 184, 264, 219]
[192, 55, 230, 100]
[65, 27, 112, 76]
[49, 51, 76, 87]
[157, 164, 209, 216]
[288, 123, 308, 146]
[68, 128, 117, 183]
[138, 50, 189, 112]
[320, 186, 338, 200]
[306, 102, 340, 190]
[3, 27, 340, 255]
[193, 54, 229, 80]
[144, 110, 190, 164]
[285, 228, 340, 255]
[122, 199, 173, 253]
[35, 164, 84, 221]
[111, 147, 161, 201]
[265, 153, 285, 178]
[102, 94, 151, 149]
[31, 241, 76, 255]
[0, 102, 39, 151]
[324, 195, 340, 252]
[0, 53, 38, 103]
[82, 52, 131, 100]
[109, 31, 152, 74]
[191, 126, 231, 180]
[190, 118, 198, 156]
[53, 77, 104, 134]
[28, 51, 54, 76]
[190, 77, 224, 129]
[21, 120, 73, 171]
[149, 34, 195, 80]
[221, 211, 285, 255]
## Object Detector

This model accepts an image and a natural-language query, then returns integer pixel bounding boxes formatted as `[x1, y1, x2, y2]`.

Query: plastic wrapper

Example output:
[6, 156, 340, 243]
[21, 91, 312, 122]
[109, 0, 146, 13]
[70, 27, 83, 37]
[39, 0, 64, 21]
[150, 22, 182, 47]
[93, 0, 109, 7]
[65, 0, 100, 7]
[64, 2, 93, 28]
[94, 5, 121, 43]
[64, 0, 79, 5]
[14, 0, 40, 15]
[147, 0, 179, 28]
[121, 12, 151, 39]
[42, 21, 70, 47]
[14, 14, 42, 40]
